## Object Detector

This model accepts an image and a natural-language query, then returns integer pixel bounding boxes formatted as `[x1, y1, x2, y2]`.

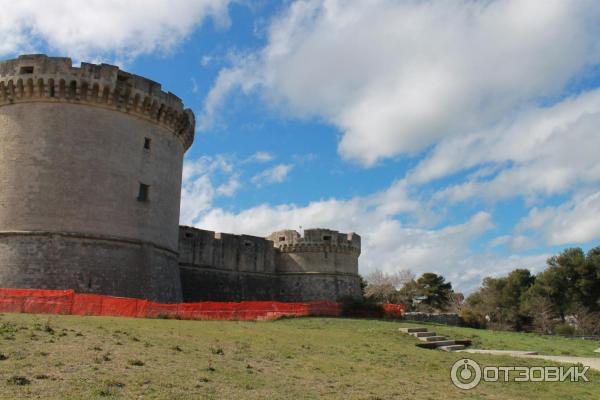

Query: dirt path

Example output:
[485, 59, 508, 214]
[460, 349, 600, 371]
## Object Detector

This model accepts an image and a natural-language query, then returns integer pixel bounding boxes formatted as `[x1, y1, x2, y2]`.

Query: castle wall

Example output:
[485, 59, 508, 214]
[179, 226, 362, 302]
[178, 227, 277, 273]
[0, 232, 180, 301]
[277, 273, 362, 302]
[0, 55, 195, 302]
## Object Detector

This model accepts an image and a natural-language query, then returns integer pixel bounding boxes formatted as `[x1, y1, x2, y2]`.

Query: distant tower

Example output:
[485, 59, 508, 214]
[266, 228, 362, 300]
[0, 55, 195, 302]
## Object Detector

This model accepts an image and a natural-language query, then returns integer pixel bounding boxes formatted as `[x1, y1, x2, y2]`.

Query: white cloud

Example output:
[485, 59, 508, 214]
[518, 191, 600, 246]
[180, 155, 239, 225]
[201, 55, 213, 67]
[487, 234, 536, 252]
[451, 253, 549, 293]
[244, 151, 275, 163]
[251, 164, 293, 186]
[0, 0, 232, 61]
[180, 174, 215, 225]
[216, 176, 241, 197]
[424, 88, 600, 203]
[488, 235, 511, 248]
[190, 78, 199, 94]
[202, 0, 600, 166]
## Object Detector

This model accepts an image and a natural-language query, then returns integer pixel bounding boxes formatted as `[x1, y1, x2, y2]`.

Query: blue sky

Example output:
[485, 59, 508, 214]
[2, 0, 599, 292]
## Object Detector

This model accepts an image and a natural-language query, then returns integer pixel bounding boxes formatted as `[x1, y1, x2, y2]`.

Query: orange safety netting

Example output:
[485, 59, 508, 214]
[0, 288, 74, 315]
[0, 288, 403, 321]
[382, 303, 405, 318]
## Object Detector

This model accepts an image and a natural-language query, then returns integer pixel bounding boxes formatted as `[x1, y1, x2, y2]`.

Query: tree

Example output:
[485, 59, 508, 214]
[448, 291, 465, 313]
[358, 275, 368, 298]
[462, 269, 534, 330]
[364, 269, 414, 304]
[584, 246, 600, 310]
[525, 295, 556, 334]
[462, 246, 600, 333]
[502, 269, 535, 329]
[415, 273, 452, 310]
[524, 248, 600, 322]
[572, 305, 600, 336]
[396, 279, 419, 311]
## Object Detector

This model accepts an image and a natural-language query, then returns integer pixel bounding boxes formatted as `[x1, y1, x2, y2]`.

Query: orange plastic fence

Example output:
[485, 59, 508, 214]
[0, 288, 404, 321]
[382, 303, 405, 318]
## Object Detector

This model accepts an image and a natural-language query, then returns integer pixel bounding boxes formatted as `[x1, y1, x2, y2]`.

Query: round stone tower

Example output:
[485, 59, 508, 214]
[0, 54, 194, 302]
[266, 228, 362, 300]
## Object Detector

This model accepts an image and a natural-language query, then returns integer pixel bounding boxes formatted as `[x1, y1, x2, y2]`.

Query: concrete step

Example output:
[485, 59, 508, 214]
[453, 339, 473, 347]
[398, 327, 428, 333]
[419, 335, 447, 342]
[416, 340, 456, 349]
[410, 331, 436, 338]
[439, 344, 465, 352]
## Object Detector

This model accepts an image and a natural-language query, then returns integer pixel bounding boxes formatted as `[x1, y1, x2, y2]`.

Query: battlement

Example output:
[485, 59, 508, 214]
[178, 226, 362, 301]
[0, 54, 194, 149]
[266, 229, 361, 255]
[180, 226, 273, 248]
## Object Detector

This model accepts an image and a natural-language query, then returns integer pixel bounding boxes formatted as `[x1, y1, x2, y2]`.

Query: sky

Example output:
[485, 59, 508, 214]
[2, 0, 599, 292]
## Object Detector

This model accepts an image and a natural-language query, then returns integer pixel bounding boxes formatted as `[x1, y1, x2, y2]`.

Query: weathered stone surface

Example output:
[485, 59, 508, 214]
[179, 226, 362, 302]
[0, 55, 193, 302]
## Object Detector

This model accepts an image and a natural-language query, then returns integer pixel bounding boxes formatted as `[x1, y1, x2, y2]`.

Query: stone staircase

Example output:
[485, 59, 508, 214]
[399, 327, 471, 352]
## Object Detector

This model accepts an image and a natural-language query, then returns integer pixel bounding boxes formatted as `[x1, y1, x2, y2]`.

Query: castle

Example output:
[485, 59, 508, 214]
[0, 55, 361, 303]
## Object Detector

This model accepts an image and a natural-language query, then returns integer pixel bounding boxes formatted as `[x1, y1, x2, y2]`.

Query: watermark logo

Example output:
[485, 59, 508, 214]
[450, 358, 590, 390]
[451, 358, 482, 389]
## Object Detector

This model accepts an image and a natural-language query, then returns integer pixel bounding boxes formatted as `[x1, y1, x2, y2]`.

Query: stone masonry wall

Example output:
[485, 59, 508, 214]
[179, 226, 362, 302]
[0, 55, 195, 303]
[0, 232, 181, 302]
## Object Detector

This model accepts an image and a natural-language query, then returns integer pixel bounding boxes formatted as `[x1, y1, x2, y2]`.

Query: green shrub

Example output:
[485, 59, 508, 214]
[459, 308, 486, 329]
[553, 323, 575, 336]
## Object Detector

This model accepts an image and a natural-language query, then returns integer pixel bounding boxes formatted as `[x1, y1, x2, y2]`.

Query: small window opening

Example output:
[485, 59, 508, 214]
[49, 85, 55, 97]
[20, 66, 34, 74]
[244, 241, 253, 247]
[185, 232, 194, 238]
[117, 74, 129, 82]
[137, 183, 149, 202]
[323, 235, 331, 241]
[279, 236, 286, 242]
[144, 137, 151, 150]
[87, 278, 92, 289]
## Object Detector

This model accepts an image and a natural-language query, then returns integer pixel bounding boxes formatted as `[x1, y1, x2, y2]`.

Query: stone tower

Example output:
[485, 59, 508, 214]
[266, 228, 362, 300]
[0, 55, 194, 302]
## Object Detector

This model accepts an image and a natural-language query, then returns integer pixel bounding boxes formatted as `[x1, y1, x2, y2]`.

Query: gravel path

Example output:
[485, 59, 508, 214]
[460, 349, 600, 371]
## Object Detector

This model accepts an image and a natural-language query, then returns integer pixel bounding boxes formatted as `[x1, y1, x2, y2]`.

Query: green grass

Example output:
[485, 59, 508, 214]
[0, 313, 598, 399]
[404, 320, 600, 357]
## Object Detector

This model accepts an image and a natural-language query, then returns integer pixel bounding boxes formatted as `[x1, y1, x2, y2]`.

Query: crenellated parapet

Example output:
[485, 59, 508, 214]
[276, 242, 361, 255]
[266, 229, 361, 255]
[0, 54, 194, 149]
[179, 226, 362, 302]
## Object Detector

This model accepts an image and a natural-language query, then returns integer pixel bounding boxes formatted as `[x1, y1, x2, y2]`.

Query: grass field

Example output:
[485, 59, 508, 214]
[0, 313, 598, 399]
